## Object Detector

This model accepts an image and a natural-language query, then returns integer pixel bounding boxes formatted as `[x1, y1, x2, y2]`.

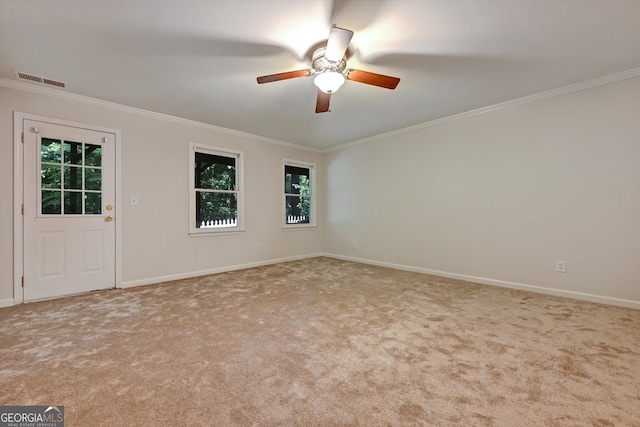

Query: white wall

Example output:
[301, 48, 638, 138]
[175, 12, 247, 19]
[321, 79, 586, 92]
[323, 76, 640, 306]
[0, 86, 323, 303]
[2, 76, 639, 308]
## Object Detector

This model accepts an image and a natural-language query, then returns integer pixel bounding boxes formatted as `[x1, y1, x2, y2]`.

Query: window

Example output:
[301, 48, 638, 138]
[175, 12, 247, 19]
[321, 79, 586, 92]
[284, 160, 316, 228]
[189, 144, 243, 235]
[40, 138, 103, 215]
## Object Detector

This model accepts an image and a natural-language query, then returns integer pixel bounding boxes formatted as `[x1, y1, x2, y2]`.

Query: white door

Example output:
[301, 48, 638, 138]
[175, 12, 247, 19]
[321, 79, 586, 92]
[23, 119, 116, 301]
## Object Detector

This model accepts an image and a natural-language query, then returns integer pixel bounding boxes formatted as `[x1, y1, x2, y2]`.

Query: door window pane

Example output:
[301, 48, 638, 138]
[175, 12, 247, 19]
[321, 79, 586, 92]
[64, 191, 83, 214]
[42, 190, 62, 214]
[64, 141, 83, 165]
[84, 193, 102, 214]
[41, 138, 62, 163]
[85, 144, 102, 167]
[41, 164, 62, 189]
[85, 167, 101, 191]
[64, 166, 83, 190]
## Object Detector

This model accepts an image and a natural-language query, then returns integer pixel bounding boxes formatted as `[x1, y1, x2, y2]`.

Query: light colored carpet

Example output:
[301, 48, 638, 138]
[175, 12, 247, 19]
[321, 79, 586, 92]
[1, 257, 638, 426]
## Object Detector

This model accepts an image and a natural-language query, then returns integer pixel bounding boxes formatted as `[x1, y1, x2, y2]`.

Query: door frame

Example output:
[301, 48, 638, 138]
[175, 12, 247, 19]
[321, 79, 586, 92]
[13, 112, 122, 304]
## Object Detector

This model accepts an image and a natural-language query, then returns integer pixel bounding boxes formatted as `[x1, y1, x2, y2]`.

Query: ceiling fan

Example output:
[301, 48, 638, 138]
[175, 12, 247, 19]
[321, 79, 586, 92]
[256, 26, 400, 113]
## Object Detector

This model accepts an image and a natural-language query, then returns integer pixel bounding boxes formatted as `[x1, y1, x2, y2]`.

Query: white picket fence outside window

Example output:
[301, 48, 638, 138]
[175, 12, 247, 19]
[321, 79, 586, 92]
[200, 215, 308, 228]
[287, 215, 308, 224]
[200, 218, 238, 228]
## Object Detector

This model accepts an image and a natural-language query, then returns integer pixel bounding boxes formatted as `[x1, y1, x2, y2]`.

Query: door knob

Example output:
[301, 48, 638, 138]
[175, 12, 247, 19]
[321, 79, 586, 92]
[105, 216, 113, 222]
[106, 205, 113, 211]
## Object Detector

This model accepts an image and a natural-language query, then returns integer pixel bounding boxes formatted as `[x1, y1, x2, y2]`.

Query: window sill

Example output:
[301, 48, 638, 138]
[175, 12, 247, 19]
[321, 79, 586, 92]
[189, 228, 245, 237]
[282, 224, 317, 231]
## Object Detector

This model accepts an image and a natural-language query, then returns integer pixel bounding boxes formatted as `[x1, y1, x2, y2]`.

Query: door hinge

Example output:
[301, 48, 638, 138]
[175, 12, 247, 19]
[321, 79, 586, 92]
[21, 132, 24, 143]
[21, 204, 24, 215]
[21, 276, 24, 288]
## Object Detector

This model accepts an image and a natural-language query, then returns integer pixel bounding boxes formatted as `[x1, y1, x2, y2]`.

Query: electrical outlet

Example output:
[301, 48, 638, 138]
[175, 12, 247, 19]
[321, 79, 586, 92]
[556, 260, 566, 273]
[256, 243, 262, 251]
[351, 240, 357, 249]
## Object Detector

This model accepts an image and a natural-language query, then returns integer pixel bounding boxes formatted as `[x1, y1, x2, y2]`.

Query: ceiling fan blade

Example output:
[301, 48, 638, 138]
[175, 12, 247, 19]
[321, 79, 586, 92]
[256, 69, 311, 84]
[346, 69, 400, 89]
[325, 26, 354, 62]
[315, 90, 331, 113]
[329, 0, 386, 32]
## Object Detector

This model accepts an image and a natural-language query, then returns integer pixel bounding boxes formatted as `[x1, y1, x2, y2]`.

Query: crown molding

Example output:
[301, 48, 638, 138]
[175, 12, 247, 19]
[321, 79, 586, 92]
[4, 66, 639, 155]
[324, 67, 640, 153]
[0, 77, 322, 153]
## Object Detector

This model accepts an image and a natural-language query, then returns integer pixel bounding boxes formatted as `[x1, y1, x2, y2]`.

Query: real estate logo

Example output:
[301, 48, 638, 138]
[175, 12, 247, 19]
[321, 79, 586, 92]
[0, 406, 64, 427]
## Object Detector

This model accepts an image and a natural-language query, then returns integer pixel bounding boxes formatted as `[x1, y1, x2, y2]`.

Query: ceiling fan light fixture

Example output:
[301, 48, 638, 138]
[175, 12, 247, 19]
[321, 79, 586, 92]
[313, 71, 345, 94]
[256, 27, 399, 113]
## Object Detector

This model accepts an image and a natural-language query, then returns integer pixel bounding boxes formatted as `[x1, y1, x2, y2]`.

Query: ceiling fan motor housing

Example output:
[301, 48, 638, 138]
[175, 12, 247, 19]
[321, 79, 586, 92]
[312, 47, 347, 75]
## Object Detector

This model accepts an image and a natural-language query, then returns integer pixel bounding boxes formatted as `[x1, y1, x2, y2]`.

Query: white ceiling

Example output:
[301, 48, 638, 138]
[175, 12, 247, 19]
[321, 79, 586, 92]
[1, 0, 639, 150]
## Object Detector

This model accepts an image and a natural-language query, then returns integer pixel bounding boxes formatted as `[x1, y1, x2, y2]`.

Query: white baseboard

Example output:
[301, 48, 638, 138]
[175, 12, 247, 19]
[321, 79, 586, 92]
[120, 253, 324, 289]
[322, 253, 640, 310]
[10, 253, 637, 310]
[0, 298, 15, 308]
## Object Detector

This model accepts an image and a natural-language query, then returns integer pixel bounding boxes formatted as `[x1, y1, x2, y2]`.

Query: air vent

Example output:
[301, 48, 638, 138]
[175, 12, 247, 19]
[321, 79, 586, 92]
[14, 71, 66, 88]
[17, 72, 42, 83]
[42, 78, 65, 88]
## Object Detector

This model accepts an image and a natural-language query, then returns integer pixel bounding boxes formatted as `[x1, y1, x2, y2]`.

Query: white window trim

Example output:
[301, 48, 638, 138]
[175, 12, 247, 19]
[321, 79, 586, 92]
[283, 159, 316, 230]
[189, 143, 244, 236]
